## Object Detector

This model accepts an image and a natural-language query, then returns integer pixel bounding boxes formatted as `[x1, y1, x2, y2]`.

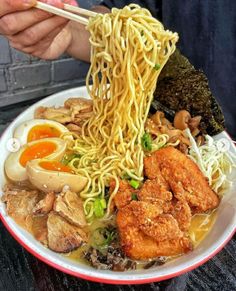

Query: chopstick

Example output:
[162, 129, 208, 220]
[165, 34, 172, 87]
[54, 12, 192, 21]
[35, 2, 97, 25]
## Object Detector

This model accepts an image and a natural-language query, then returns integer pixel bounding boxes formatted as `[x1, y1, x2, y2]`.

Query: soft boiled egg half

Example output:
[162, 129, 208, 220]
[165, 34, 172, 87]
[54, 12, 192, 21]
[13, 119, 72, 145]
[26, 159, 87, 193]
[5, 138, 67, 182]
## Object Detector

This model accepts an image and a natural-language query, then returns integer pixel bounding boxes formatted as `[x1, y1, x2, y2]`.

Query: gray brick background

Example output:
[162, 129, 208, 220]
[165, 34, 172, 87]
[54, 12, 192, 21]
[0, 0, 100, 107]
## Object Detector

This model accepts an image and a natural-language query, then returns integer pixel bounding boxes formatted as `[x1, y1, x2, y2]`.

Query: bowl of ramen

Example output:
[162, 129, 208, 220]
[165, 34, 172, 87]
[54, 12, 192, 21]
[0, 4, 235, 285]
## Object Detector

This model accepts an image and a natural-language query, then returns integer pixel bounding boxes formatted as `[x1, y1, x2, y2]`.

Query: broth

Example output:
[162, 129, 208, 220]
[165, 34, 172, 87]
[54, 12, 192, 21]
[188, 210, 217, 246]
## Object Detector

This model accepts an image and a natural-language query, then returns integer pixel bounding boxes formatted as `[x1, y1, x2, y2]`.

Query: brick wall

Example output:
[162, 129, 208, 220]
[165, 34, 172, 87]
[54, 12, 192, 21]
[0, 0, 100, 107]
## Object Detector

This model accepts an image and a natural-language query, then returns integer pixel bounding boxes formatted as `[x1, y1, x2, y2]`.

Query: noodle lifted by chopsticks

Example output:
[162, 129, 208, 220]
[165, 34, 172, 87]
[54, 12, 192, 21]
[69, 4, 178, 218]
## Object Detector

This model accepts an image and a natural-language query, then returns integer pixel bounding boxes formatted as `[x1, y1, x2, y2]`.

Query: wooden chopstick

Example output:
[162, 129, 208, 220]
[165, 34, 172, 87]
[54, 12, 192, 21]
[35, 2, 90, 25]
[64, 4, 97, 18]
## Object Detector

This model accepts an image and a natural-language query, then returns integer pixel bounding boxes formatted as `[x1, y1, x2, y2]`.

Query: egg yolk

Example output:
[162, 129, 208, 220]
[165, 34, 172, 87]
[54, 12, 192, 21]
[20, 141, 57, 167]
[27, 125, 61, 142]
[39, 160, 73, 173]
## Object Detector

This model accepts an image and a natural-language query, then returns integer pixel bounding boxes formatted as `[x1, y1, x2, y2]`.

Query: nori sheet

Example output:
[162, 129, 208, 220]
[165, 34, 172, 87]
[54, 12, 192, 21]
[152, 50, 225, 135]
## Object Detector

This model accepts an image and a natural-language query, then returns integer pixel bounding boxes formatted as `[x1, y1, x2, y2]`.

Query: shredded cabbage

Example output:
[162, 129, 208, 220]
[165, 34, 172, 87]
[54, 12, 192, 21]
[185, 128, 236, 195]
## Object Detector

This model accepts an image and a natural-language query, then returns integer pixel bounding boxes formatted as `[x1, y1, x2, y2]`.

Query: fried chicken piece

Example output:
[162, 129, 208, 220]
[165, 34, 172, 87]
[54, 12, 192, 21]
[117, 204, 192, 260]
[138, 178, 172, 203]
[144, 154, 163, 179]
[47, 212, 87, 253]
[110, 179, 137, 210]
[170, 200, 192, 231]
[152, 147, 220, 212]
[130, 201, 182, 242]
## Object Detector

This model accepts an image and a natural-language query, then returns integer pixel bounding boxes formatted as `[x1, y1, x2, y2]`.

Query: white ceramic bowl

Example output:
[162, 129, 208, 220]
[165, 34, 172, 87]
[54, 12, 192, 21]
[0, 86, 235, 284]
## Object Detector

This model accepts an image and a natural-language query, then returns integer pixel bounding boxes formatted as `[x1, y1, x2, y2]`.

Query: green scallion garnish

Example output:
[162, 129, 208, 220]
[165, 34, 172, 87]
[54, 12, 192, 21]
[141, 132, 152, 151]
[94, 198, 106, 218]
[130, 179, 140, 189]
[131, 193, 138, 200]
[154, 63, 161, 70]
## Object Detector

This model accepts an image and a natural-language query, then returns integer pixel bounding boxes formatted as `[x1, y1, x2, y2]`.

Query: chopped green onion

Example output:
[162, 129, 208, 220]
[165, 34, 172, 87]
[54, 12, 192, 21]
[130, 179, 140, 189]
[141, 132, 152, 151]
[141, 30, 144, 36]
[121, 172, 131, 180]
[94, 198, 106, 218]
[100, 198, 107, 209]
[61, 153, 81, 165]
[92, 227, 116, 249]
[154, 63, 161, 70]
[131, 193, 138, 200]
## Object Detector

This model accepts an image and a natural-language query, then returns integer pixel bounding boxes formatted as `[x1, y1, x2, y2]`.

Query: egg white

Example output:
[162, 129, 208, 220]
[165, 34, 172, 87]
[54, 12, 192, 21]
[4, 138, 67, 182]
[13, 119, 72, 145]
[26, 159, 87, 193]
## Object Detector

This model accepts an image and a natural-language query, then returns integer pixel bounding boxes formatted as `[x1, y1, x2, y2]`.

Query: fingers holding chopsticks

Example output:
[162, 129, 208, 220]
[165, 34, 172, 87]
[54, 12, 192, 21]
[0, 0, 78, 59]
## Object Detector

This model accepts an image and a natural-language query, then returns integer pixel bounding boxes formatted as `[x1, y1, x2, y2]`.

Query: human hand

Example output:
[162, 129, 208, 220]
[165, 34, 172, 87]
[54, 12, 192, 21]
[0, 0, 78, 59]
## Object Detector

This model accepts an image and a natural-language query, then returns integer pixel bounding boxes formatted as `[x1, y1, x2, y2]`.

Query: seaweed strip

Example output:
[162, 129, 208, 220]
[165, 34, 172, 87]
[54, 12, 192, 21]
[152, 50, 225, 135]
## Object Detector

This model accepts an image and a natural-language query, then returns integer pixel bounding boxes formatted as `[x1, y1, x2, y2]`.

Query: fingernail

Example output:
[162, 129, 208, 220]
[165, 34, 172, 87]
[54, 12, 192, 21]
[23, 0, 36, 6]
[63, 0, 78, 6]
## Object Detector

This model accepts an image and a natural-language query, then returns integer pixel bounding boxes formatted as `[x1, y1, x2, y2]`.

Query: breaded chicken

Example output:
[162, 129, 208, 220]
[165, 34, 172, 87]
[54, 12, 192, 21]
[170, 200, 192, 231]
[117, 203, 193, 260]
[138, 178, 172, 203]
[144, 156, 163, 179]
[110, 179, 137, 209]
[145, 147, 220, 212]
[130, 201, 182, 242]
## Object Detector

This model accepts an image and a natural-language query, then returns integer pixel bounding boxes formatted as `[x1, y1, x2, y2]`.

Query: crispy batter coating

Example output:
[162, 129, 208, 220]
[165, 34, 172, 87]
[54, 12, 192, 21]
[131, 201, 182, 242]
[170, 200, 192, 231]
[145, 147, 220, 212]
[110, 179, 138, 210]
[117, 204, 192, 260]
[138, 178, 172, 203]
[144, 155, 163, 179]
[115, 147, 219, 259]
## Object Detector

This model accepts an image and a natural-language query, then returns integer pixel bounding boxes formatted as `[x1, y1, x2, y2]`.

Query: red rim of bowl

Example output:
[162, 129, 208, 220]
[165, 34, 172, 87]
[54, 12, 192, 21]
[0, 91, 235, 284]
[0, 212, 235, 285]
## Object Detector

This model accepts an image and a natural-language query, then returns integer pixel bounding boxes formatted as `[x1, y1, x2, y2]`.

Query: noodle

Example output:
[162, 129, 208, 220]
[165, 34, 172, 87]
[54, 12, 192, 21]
[69, 4, 178, 218]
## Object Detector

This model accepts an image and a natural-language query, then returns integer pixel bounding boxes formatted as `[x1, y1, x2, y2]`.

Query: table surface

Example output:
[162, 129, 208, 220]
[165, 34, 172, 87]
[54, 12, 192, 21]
[0, 99, 235, 291]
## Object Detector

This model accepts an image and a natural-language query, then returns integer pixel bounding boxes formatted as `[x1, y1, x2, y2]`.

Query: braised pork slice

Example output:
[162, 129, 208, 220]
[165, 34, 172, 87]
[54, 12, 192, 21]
[33, 192, 56, 215]
[117, 203, 192, 260]
[54, 190, 86, 226]
[152, 147, 220, 212]
[31, 215, 48, 245]
[34, 106, 72, 123]
[2, 185, 40, 229]
[47, 212, 87, 253]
